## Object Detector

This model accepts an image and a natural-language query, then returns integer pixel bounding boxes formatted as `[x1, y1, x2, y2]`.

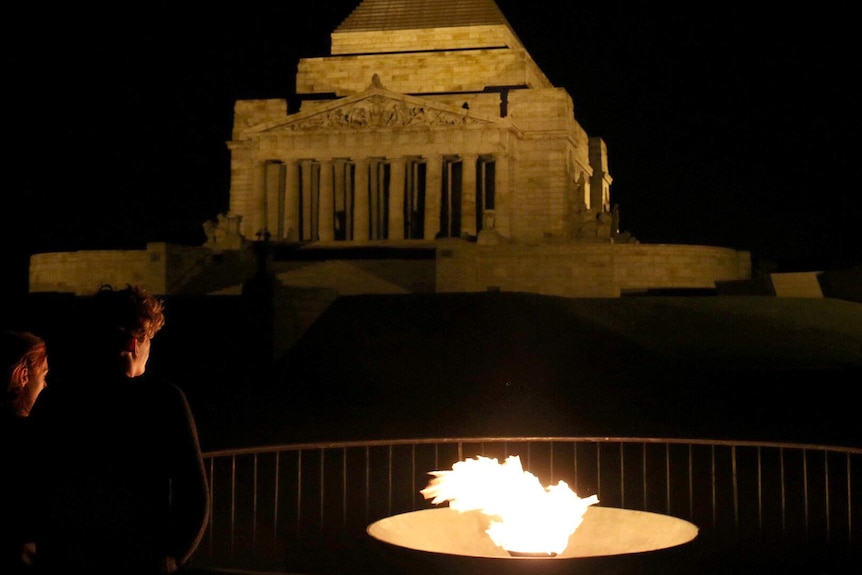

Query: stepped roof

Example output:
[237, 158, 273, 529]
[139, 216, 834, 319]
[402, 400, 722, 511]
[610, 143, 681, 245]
[335, 0, 515, 32]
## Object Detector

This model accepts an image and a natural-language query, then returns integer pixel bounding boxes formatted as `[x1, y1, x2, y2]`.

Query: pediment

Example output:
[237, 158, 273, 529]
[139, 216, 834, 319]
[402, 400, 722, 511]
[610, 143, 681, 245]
[243, 80, 498, 136]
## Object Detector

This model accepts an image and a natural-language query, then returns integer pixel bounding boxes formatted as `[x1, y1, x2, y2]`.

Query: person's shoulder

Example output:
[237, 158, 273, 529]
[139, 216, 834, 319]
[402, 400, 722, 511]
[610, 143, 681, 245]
[30, 379, 90, 418]
[145, 376, 191, 405]
[145, 374, 183, 392]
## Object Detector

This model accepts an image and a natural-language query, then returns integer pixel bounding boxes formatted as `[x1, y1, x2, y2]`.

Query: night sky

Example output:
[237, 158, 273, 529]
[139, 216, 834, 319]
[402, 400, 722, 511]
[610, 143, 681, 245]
[5, 2, 859, 296]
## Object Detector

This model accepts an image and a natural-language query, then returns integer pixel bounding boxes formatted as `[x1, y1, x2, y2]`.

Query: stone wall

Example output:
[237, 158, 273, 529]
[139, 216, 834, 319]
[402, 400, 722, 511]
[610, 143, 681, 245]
[297, 48, 547, 96]
[28, 243, 210, 296]
[436, 240, 752, 297]
[770, 272, 824, 298]
[29, 240, 751, 299]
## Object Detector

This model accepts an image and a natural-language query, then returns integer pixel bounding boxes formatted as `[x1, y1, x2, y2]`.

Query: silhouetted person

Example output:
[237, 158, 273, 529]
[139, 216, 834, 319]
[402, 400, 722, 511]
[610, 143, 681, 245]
[1, 331, 49, 573]
[30, 285, 209, 574]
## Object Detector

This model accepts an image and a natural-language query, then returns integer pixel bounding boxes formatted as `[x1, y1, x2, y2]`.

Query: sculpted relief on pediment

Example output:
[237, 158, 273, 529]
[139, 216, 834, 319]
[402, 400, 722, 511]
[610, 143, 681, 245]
[270, 95, 493, 133]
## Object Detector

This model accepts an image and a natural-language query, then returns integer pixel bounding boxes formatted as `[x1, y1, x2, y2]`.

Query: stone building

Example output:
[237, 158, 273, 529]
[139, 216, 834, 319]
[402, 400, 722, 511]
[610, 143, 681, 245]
[229, 0, 616, 247]
[30, 0, 750, 304]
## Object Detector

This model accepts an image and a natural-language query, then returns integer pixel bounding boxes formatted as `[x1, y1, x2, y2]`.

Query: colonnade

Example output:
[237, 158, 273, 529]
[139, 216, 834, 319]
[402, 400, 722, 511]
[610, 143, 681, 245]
[258, 154, 499, 243]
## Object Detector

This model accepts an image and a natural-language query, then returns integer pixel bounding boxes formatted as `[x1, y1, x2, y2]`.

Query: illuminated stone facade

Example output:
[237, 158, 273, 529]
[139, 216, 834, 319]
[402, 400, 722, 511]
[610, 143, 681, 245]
[227, 0, 615, 246]
[29, 0, 751, 300]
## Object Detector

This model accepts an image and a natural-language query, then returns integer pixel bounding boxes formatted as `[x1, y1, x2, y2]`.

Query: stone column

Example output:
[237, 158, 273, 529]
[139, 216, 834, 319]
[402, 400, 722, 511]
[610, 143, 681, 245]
[253, 160, 266, 238]
[227, 143, 250, 237]
[353, 158, 369, 241]
[301, 160, 314, 241]
[318, 159, 334, 241]
[333, 159, 347, 240]
[388, 157, 406, 240]
[424, 155, 442, 240]
[264, 161, 281, 238]
[460, 154, 478, 238]
[369, 160, 380, 239]
[494, 153, 509, 236]
[284, 159, 300, 242]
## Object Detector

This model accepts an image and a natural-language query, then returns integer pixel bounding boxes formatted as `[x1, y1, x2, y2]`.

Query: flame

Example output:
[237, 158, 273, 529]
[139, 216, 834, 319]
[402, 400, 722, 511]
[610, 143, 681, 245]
[420, 455, 599, 556]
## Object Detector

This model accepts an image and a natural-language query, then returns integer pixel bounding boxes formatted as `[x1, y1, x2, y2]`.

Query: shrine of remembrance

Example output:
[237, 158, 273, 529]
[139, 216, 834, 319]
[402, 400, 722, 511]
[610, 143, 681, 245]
[29, 0, 751, 307]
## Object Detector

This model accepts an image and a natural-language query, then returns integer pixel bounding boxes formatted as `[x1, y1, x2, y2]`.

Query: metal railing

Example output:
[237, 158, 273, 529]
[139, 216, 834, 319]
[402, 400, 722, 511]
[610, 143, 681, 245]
[193, 437, 862, 574]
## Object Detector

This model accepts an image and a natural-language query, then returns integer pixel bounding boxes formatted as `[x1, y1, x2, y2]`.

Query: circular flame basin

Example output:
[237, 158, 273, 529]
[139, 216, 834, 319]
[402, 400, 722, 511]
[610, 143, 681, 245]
[367, 506, 699, 574]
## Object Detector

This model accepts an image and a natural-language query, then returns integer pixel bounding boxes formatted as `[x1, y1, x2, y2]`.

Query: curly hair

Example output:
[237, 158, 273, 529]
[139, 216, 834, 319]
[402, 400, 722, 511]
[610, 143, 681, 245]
[91, 284, 166, 347]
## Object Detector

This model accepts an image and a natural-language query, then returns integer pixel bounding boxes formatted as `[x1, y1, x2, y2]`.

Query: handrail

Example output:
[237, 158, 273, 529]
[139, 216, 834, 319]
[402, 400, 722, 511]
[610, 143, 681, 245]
[195, 436, 862, 574]
[203, 436, 862, 458]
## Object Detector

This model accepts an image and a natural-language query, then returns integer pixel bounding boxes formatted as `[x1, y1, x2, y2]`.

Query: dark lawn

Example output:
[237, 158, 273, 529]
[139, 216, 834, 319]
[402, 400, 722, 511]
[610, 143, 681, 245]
[207, 294, 862, 451]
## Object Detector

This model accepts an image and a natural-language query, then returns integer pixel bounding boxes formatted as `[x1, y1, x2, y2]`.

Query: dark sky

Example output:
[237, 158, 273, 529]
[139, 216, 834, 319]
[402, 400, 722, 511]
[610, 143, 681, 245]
[5, 2, 859, 296]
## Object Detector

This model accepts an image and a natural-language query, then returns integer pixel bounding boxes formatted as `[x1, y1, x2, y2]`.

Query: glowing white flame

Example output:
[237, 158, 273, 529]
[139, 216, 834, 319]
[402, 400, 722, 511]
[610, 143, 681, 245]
[420, 455, 599, 556]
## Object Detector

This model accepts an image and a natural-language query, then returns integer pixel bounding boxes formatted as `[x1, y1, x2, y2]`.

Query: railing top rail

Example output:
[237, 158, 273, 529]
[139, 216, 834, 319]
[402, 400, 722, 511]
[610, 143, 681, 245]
[203, 436, 862, 458]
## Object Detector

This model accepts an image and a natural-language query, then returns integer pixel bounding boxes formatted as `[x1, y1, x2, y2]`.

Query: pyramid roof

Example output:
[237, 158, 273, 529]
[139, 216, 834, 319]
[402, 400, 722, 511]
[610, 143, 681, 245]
[329, 0, 526, 54]
[335, 0, 515, 32]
